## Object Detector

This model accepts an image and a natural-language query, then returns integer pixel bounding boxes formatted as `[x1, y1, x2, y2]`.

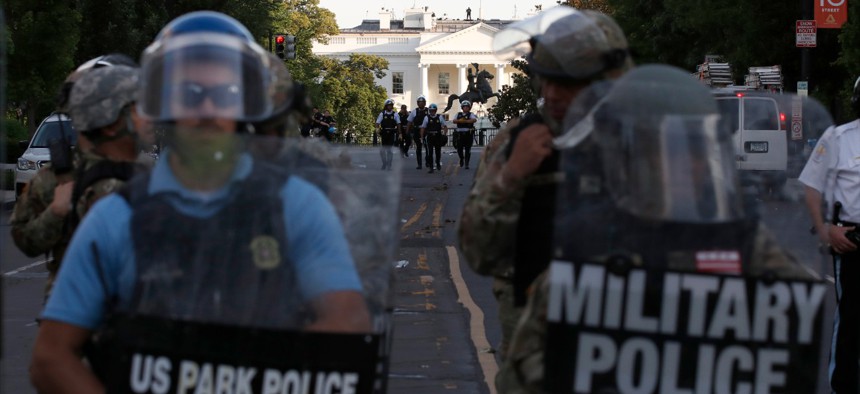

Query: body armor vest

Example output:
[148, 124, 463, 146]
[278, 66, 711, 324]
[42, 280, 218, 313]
[456, 112, 474, 131]
[412, 108, 428, 132]
[119, 161, 305, 328]
[425, 115, 442, 133]
[380, 112, 397, 131]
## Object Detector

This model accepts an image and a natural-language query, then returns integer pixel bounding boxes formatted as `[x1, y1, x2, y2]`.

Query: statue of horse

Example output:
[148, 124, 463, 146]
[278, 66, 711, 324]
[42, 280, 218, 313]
[444, 69, 501, 112]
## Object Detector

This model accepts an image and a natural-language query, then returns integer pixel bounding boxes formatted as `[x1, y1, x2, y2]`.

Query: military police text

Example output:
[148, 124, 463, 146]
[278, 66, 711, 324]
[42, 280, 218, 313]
[546, 262, 827, 393]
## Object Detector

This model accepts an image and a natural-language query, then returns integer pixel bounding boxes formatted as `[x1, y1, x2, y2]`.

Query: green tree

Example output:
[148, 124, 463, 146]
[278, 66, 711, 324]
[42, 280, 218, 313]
[5, 0, 81, 134]
[488, 59, 537, 127]
[313, 54, 389, 143]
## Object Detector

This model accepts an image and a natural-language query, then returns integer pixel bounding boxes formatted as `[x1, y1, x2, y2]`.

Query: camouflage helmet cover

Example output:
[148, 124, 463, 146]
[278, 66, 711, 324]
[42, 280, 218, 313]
[68, 65, 139, 132]
[528, 11, 628, 81]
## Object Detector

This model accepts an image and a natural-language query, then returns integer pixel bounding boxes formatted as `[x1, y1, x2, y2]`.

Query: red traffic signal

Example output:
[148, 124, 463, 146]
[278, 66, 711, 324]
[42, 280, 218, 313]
[275, 35, 285, 45]
[274, 34, 287, 59]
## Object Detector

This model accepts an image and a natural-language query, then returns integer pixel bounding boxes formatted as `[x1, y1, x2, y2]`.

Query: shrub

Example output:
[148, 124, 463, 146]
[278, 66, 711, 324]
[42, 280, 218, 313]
[3, 118, 29, 164]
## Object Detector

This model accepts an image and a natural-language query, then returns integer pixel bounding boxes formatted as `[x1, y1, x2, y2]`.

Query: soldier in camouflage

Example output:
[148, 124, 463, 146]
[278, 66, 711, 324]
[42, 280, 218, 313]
[457, 8, 633, 364]
[497, 64, 819, 393]
[10, 61, 151, 300]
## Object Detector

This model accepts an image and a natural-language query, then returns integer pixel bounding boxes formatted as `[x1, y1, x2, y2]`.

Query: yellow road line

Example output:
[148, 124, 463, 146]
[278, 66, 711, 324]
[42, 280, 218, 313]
[401, 202, 428, 232]
[432, 202, 443, 238]
[446, 246, 498, 394]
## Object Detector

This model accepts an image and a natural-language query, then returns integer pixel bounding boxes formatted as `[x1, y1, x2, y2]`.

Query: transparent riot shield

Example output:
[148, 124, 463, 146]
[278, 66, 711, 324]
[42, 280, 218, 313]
[90, 133, 399, 393]
[0, 7, 6, 360]
[542, 64, 835, 393]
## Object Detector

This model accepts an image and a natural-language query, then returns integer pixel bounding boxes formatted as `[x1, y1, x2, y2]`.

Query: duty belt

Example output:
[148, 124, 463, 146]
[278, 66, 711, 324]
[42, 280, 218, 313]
[455, 129, 472, 132]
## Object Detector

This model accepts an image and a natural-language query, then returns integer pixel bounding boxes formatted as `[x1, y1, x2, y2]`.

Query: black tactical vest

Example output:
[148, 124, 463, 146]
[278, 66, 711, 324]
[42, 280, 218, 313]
[412, 107, 428, 131]
[119, 160, 306, 328]
[380, 111, 397, 131]
[456, 112, 474, 131]
[425, 114, 442, 133]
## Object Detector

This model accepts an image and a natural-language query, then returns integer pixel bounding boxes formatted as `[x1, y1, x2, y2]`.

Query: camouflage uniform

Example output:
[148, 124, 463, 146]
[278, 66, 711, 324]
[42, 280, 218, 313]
[496, 223, 815, 393]
[11, 65, 143, 300]
[10, 150, 147, 298]
[458, 118, 525, 359]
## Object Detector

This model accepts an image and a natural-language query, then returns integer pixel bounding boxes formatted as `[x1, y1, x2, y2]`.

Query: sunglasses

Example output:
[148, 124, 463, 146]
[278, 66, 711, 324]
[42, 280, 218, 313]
[177, 81, 242, 109]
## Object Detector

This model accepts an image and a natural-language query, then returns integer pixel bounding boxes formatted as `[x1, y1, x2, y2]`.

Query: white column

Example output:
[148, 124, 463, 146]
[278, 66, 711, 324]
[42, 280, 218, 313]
[457, 64, 468, 94]
[419, 63, 430, 98]
[495, 63, 506, 92]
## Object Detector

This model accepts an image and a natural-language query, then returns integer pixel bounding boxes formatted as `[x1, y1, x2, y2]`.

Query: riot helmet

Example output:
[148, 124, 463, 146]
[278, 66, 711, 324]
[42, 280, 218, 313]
[460, 100, 472, 109]
[251, 52, 299, 137]
[384, 99, 394, 108]
[429, 103, 438, 112]
[68, 65, 140, 141]
[589, 64, 743, 223]
[417, 95, 427, 105]
[138, 11, 278, 125]
[57, 53, 138, 113]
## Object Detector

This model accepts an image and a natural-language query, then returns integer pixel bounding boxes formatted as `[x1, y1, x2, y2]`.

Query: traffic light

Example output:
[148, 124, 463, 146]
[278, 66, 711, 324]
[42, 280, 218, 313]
[274, 34, 287, 60]
[284, 34, 296, 60]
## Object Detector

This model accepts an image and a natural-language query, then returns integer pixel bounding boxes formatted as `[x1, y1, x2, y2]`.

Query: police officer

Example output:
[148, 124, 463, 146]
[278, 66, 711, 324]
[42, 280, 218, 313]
[376, 98, 400, 170]
[420, 103, 448, 173]
[799, 76, 860, 393]
[398, 104, 411, 157]
[30, 12, 370, 392]
[453, 100, 477, 169]
[10, 55, 148, 301]
[458, 8, 633, 363]
[498, 64, 816, 393]
[407, 95, 430, 169]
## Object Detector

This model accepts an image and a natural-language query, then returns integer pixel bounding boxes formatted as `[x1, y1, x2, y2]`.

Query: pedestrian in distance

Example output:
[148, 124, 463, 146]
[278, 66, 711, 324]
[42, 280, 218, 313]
[376, 98, 401, 170]
[453, 100, 477, 169]
[420, 103, 448, 173]
[398, 104, 411, 158]
[407, 95, 430, 169]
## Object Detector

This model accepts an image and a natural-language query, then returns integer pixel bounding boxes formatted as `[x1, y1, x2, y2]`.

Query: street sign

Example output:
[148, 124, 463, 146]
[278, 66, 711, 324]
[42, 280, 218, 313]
[815, 0, 848, 29]
[791, 96, 803, 140]
[796, 20, 817, 48]
[798, 81, 809, 96]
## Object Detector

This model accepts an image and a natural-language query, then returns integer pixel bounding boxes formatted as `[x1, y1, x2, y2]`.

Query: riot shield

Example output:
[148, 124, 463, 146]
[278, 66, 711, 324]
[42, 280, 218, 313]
[0, 7, 6, 360]
[91, 133, 399, 393]
[544, 64, 835, 393]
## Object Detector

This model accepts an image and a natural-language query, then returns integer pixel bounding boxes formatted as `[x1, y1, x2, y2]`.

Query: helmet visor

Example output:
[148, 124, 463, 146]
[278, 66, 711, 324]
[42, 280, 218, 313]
[595, 113, 742, 223]
[139, 33, 275, 123]
[492, 6, 578, 61]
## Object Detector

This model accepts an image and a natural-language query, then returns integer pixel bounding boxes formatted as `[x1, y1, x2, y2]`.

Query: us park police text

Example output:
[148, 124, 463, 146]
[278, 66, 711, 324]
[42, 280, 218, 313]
[547, 261, 826, 393]
[128, 353, 361, 394]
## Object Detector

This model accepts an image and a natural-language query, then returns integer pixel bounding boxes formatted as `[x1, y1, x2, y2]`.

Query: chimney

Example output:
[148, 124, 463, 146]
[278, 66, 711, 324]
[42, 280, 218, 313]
[379, 10, 391, 30]
[422, 10, 433, 30]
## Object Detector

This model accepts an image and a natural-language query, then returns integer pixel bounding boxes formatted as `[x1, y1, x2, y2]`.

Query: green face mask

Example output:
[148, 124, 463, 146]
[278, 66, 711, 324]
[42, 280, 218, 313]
[170, 125, 242, 180]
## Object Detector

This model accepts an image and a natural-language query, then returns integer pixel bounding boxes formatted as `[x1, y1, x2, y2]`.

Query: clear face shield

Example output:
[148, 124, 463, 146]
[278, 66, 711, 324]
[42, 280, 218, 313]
[138, 33, 277, 124]
[595, 112, 743, 223]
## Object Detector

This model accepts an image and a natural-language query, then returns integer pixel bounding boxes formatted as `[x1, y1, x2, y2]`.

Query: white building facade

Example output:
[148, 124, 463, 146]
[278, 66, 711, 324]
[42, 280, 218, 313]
[312, 9, 522, 116]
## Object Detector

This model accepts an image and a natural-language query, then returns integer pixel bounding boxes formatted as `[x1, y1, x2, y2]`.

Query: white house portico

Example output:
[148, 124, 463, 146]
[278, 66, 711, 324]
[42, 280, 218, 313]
[312, 8, 523, 114]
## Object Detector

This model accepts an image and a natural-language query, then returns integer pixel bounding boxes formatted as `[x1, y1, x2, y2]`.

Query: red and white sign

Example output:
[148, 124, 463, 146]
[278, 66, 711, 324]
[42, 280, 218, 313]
[796, 20, 817, 47]
[695, 251, 741, 274]
[792, 97, 804, 140]
[815, 0, 848, 29]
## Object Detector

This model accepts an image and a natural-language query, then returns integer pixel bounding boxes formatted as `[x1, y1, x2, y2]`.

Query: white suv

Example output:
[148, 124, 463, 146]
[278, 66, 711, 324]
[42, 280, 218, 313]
[15, 113, 75, 198]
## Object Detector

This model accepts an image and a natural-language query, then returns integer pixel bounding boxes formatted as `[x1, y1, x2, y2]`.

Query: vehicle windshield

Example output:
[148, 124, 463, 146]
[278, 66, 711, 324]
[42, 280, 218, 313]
[30, 120, 76, 148]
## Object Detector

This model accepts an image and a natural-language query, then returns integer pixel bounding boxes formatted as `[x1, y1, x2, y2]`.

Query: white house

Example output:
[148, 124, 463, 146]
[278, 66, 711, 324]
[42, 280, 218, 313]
[312, 8, 525, 117]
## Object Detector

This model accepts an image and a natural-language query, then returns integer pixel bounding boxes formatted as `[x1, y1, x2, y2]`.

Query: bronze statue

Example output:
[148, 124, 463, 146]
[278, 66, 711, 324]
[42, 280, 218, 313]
[444, 64, 501, 112]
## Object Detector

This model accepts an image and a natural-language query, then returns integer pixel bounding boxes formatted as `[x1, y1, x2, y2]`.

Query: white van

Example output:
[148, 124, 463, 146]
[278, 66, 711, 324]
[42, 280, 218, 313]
[15, 113, 75, 198]
[714, 92, 787, 188]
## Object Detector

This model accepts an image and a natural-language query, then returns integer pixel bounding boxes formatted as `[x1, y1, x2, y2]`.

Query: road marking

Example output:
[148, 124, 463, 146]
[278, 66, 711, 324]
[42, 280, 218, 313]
[446, 245, 498, 394]
[432, 202, 443, 238]
[401, 202, 428, 232]
[3, 258, 50, 277]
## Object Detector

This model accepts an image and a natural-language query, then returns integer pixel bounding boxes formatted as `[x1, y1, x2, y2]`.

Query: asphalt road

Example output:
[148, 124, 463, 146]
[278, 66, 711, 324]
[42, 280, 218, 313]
[0, 145, 837, 393]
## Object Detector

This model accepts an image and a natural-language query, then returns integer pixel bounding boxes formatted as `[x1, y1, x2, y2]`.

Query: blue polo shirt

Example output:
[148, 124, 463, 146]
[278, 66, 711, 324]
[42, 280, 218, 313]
[42, 153, 362, 330]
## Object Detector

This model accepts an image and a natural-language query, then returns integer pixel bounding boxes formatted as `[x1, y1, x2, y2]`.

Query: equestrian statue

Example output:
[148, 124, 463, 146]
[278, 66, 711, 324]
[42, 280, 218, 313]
[444, 63, 501, 112]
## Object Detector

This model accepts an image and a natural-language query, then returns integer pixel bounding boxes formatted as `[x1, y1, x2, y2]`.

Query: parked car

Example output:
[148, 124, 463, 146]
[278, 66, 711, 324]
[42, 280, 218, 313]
[15, 113, 75, 198]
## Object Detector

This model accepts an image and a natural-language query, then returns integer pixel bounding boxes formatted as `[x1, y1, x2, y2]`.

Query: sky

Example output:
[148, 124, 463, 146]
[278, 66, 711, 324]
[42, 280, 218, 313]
[318, 0, 561, 29]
